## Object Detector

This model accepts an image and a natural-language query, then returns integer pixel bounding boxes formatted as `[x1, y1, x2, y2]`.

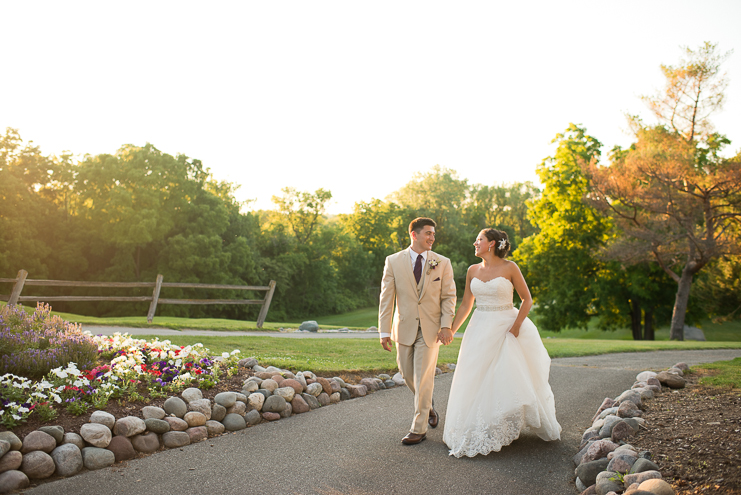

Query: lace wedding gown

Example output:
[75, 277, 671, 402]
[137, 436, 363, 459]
[443, 277, 561, 458]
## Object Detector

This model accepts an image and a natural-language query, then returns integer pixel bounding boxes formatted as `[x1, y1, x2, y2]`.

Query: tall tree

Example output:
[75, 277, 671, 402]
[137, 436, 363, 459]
[587, 42, 740, 340]
[587, 127, 741, 340]
[641, 41, 732, 142]
[515, 124, 612, 331]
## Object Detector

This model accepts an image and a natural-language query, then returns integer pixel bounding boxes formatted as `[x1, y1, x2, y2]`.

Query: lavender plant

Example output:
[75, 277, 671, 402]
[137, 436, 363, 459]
[0, 303, 98, 379]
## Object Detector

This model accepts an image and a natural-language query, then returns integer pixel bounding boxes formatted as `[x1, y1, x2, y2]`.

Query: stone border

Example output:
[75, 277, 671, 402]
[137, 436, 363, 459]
[0, 358, 413, 493]
[574, 362, 689, 495]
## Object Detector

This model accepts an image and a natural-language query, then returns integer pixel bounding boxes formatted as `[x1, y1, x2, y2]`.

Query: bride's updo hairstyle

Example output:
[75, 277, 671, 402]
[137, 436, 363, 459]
[482, 228, 510, 258]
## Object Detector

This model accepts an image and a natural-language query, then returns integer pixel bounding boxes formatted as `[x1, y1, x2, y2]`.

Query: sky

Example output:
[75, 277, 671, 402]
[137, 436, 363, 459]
[2, 1, 740, 214]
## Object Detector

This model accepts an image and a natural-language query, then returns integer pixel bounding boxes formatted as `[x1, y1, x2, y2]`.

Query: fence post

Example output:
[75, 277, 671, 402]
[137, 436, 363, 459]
[8, 270, 28, 306]
[256, 280, 276, 328]
[147, 274, 164, 323]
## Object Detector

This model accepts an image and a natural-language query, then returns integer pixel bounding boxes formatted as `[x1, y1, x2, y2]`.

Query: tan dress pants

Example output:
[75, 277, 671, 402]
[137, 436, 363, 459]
[396, 327, 440, 434]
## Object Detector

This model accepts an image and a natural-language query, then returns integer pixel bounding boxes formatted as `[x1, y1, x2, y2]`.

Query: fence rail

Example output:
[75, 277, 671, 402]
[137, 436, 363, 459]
[0, 270, 276, 328]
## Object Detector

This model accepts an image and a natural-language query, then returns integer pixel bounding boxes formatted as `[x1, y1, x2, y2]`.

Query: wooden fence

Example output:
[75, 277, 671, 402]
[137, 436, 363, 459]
[0, 270, 277, 328]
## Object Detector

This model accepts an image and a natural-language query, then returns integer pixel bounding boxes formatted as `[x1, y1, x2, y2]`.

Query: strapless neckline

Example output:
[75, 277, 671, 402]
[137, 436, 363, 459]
[472, 276, 512, 287]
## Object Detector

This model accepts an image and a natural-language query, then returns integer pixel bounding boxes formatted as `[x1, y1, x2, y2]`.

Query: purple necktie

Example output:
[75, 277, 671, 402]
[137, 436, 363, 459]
[414, 254, 423, 284]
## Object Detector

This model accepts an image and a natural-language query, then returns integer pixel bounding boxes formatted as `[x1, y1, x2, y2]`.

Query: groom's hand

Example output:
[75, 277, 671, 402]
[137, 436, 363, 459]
[437, 327, 453, 345]
[380, 337, 394, 352]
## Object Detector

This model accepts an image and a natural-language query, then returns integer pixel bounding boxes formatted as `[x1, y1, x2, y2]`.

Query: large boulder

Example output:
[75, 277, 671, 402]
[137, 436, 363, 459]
[20, 431, 56, 454]
[80, 423, 112, 448]
[299, 321, 319, 332]
[683, 325, 706, 341]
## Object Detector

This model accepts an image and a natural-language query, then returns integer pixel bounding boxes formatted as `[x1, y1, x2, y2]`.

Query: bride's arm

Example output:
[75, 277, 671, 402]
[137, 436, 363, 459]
[508, 262, 533, 337]
[449, 266, 476, 335]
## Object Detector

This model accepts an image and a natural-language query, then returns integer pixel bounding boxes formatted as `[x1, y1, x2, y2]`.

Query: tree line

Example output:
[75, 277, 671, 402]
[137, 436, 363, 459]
[1, 42, 739, 338]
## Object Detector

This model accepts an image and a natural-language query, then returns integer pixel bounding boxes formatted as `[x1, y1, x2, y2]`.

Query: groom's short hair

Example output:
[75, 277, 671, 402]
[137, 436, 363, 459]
[409, 217, 436, 234]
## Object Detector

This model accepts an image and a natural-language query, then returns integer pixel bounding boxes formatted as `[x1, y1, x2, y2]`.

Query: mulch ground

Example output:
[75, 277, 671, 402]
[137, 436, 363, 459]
[630, 370, 741, 494]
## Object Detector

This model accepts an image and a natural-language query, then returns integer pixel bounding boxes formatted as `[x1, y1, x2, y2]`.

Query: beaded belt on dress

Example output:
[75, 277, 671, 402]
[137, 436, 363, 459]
[476, 303, 514, 311]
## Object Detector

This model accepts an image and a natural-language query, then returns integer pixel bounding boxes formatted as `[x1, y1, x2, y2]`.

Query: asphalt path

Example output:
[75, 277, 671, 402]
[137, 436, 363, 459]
[25, 349, 741, 495]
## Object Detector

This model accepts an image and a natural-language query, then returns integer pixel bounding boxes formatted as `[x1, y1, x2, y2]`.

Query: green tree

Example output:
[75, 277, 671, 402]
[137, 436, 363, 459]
[516, 124, 611, 332]
[271, 187, 332, 244]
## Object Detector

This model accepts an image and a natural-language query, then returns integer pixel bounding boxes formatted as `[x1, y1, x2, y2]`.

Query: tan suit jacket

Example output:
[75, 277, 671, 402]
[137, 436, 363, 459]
[378, 248, 457, 347]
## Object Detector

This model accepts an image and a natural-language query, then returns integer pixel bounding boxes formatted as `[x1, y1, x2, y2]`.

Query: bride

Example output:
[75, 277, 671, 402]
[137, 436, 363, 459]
[438, 228, 561, 457]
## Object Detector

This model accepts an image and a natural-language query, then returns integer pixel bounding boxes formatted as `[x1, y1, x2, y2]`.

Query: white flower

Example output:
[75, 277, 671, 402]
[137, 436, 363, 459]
[221, 352, 230, 358]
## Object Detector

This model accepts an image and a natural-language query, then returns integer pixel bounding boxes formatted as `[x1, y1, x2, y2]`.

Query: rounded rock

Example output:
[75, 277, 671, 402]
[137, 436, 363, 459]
[141, 406, 166, 420]
[107, 436, 136, 462]
[205, 420, 225, 436]
[281, 379, 303, 396]
[214, 392, 237, 409]
[0, 470, 29, 492]
[81, 447, 115, 470]
[164, 416, 189, 431]
[0, 451, 23, 472]
[226, 402, 247, 417]
[187, 399, 212, 419]
[316, 377, 333, 395]
[181, 387, 203, 403]
[38, 426, 64, 445]
[21, 451, 55, 479]
[330, 392, 341, 404]
[62, 432, 85, 450]
[114, 416, 147, 437]
[145, 418, 170, 434]
[242, 381, 259, 394]
[611, 420, 635, 442]
[261, 379, 278, 393]
[291, 395, 310, 414]
[306, 382, 323, 397]
[273, 386, 296, 402]
[186, 427, 208, 443]
[89, 410, 116, 429]
[238, 357, 258, 368]
[131, 432, 160, 453]
[80, 423, 112, 448]
[280, 402, 292, 418]
[263, 395, 287, 413]
[317, 392, 330, 406]
[222, 413, 247, 431]
[212, 403, 227, 422]
[184, 411, 207, 427]
[245, 409, 262, 426]
[162, 431, 191, 448]
[262, 412, 280, 421]
[21, 431, 56, 454]
[637, 478, 673, 495]
[247, 393, 265, 411]
[0, 432, 21, 452]
[164, 397, 188, 418]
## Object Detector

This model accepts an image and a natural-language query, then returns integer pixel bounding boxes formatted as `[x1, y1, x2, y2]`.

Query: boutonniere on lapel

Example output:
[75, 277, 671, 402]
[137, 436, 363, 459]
[426, 258, 440, 275]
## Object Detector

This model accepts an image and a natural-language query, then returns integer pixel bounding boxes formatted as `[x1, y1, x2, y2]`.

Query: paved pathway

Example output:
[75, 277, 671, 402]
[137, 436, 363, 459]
[26, 349, 741, 495]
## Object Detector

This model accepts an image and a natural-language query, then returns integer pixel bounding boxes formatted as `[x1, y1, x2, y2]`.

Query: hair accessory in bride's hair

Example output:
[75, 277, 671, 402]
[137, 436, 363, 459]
[498, 239, 507, 250]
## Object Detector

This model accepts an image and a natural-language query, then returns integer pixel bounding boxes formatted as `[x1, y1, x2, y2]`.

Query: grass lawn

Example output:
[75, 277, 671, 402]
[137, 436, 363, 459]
[133, 334, 741, 375]
[695, 357, 741, 388]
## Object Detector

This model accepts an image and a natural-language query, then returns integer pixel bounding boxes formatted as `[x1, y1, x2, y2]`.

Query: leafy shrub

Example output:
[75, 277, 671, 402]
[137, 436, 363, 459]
[0, 303, 98, 379]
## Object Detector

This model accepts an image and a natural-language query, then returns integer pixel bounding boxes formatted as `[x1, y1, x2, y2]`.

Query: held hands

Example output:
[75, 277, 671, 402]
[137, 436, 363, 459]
[436, 327, 454, 345]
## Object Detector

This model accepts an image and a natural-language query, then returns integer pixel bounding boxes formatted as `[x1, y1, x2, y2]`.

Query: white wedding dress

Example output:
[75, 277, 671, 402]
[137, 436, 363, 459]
[443, 277, 561, 458]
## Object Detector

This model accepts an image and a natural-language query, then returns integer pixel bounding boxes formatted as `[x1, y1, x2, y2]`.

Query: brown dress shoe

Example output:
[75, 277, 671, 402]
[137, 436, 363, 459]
[401, 432, 426, 445]
[428, 408, 439, 428]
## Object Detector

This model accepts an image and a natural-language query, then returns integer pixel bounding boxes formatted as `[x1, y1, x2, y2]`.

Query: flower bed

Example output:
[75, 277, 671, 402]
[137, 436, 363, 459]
[1, 332, 241, 430]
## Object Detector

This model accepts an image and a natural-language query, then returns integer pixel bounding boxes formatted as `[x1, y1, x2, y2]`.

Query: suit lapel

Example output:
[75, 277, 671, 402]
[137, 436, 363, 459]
[418, 251, 436, 300]
[398, 248, 418, 295]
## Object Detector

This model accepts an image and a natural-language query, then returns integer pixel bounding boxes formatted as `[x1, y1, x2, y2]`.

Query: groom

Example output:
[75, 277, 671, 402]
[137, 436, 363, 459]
[378, 217, 457, 445]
